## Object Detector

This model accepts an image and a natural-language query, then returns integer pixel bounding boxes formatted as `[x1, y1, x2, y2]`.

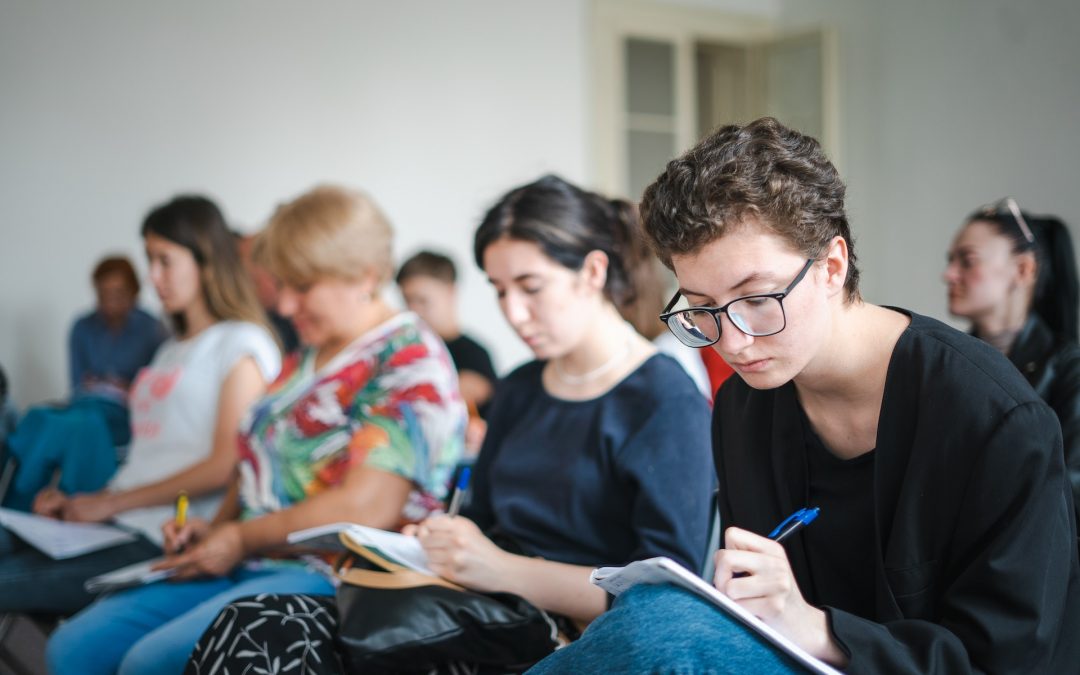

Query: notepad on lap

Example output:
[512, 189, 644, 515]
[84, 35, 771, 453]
[591, 557, 843, 675]
[0, 507, 137, 559]
[287, 522, 433, 575]
[84, 558, 175, 593]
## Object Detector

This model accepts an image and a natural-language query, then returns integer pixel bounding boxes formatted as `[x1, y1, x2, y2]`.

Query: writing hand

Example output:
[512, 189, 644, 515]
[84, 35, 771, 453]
[713, 526, 847, 666]
[32, 488, 68, 519]
[153, 522, 246, 580]
[161, 517, 211, 555]
[414, 515, 509, 592]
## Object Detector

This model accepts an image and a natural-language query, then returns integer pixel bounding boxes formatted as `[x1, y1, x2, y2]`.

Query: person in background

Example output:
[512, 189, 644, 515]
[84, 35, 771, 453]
[0, 195, 280, 616]
[181, 175, 715, 675]
[235, 231, 301, 353]
[620, 251, 716, 399]
[46, 185, 466, 675]
[70, 255, 166, 397]
[397, 251, 497, 410]
[1, 257, 168, 511]
[945, 200, 1080, 533]
[528, 118, 1080, 674]
[397, 250, 497, 454]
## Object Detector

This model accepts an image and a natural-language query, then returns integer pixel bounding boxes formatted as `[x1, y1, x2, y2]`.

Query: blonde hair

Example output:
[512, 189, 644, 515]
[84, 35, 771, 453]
[256, 185, 394, 288]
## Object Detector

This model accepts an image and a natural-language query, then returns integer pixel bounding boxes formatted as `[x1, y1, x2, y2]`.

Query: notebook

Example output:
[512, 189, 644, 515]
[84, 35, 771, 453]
[84, 558, 175, 593]
[286, 522, 433, 576]
[0, 507, 137, 559]
[591, 557, 843, 675]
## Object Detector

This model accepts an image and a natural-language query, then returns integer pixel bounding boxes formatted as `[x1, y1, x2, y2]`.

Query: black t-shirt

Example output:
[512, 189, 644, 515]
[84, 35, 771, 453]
[799, 411, 876, 618]
[445, 334, 497, 383]
[463, 355, 715, 573]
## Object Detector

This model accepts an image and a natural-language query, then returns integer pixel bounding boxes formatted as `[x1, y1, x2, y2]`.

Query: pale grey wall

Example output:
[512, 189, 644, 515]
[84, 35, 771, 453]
[0, 0, 591, 405]
[778, 0, 1080, 321]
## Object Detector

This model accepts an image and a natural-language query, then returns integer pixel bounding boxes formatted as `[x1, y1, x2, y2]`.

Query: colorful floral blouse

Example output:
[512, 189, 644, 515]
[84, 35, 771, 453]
[237, 312, 466, 525]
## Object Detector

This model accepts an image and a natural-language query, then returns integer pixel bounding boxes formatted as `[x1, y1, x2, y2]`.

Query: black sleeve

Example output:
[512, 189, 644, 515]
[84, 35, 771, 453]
[1047, 347, 1080, 535]
[829, 401, 1077, 674]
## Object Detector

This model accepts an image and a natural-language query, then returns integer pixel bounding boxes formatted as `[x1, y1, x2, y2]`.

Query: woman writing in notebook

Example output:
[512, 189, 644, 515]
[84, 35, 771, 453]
[529, 118, 1080, 674]
[0, 196, 280, 616]
[182, 175, 716, 674]
[46, 185, 466, 675]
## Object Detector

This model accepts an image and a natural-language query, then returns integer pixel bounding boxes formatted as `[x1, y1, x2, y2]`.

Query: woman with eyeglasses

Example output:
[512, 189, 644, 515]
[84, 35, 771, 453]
[945, 202, 1080, 531]
[528, 118, 1080, 674]
[178, 175, 716, 674]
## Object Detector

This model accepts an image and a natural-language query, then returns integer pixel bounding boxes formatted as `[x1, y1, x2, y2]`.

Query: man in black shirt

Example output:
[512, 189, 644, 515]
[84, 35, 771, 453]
[397, 251, 497, 425]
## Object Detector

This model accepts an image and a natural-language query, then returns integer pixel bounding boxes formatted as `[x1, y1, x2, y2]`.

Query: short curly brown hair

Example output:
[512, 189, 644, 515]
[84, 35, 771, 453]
[641, 117, 860, 302]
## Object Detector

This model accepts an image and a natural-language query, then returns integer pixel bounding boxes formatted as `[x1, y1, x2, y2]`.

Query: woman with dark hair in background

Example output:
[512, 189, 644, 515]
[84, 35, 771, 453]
[0, 195, 280, 616]
[945, 200, 1080, 530]
[181, 175, 715, 675]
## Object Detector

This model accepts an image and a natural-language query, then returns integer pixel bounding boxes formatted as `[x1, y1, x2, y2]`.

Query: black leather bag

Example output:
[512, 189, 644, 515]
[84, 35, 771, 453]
[334, 534, 561, 673]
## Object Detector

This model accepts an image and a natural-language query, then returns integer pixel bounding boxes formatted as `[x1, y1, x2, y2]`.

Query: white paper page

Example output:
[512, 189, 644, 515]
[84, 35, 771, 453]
[592, 557, 843, 675]
[343, 525, 433, 576]
[0, 507, 137, 559]
[84, 557, 175, 593]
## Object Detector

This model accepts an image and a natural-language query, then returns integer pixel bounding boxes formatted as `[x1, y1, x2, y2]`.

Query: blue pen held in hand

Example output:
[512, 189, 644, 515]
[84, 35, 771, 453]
[768, 506, 820, 543]
[446, 466, 472, 518]
[729, 507, 819, 579]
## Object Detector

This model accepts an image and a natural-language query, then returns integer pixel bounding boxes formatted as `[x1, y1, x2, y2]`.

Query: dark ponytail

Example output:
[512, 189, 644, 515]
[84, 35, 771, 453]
[968, 204, 1079, 341]
[1029, 216, 1078, 341]
[473, 175, 651, 308]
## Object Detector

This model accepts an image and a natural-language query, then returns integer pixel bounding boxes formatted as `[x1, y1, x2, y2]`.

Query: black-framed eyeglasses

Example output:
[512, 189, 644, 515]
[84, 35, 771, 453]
[659, 258, 815, 348]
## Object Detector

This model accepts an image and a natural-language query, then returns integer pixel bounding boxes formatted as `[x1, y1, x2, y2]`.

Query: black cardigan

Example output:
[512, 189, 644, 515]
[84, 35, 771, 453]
[1007, 314, 1080, 531]
[713, 311, 1080, 674]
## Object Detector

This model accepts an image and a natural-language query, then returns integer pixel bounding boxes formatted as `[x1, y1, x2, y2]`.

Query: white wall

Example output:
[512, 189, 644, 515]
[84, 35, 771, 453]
[4, 0, 1079, 407]
[778, 0, 1080, 320]
[0, 0, 590, 406]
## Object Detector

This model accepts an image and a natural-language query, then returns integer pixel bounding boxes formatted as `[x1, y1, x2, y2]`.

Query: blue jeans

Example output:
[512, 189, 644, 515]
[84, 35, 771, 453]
[47, 563, 336, 675]
[0, 527, 161, 614]
[527, 584, 808, 675]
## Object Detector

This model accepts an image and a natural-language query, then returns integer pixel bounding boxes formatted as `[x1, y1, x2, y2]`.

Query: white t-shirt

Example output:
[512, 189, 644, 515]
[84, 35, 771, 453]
[654, 331, 712, 399]
[110, 321, 281, 542]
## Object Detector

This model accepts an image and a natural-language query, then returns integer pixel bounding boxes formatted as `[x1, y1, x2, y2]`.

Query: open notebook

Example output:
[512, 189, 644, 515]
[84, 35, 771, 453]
[0, 507, 136, 559]
[286, 522, 433, 575]
[592, 557, 843, 675]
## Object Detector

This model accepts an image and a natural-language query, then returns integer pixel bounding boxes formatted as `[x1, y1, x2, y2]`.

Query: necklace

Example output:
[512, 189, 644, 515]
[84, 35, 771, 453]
[552, 338, 633, 386]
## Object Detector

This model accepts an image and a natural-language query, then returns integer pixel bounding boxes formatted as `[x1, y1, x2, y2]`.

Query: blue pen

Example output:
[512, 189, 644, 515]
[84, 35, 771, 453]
[768, 506, 820, 543]
[446, 467, 472, 518]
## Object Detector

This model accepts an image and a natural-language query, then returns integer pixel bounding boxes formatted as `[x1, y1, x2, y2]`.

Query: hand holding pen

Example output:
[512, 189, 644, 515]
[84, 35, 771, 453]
[711, 506, 836, 661]
[161, 491, 207, 554]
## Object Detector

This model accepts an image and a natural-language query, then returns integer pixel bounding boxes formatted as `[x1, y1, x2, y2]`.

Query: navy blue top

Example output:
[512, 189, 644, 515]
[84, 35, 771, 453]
[68, 307, 166, 392]
[463, 353, 715, 573]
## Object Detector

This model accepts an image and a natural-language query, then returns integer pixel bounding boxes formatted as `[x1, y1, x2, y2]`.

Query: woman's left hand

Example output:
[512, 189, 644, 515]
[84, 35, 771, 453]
[413, 515, 511, 592]
[155, 521, 247, 580]
[61, 492, 119, 523]
[713, 527, 846, 665]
